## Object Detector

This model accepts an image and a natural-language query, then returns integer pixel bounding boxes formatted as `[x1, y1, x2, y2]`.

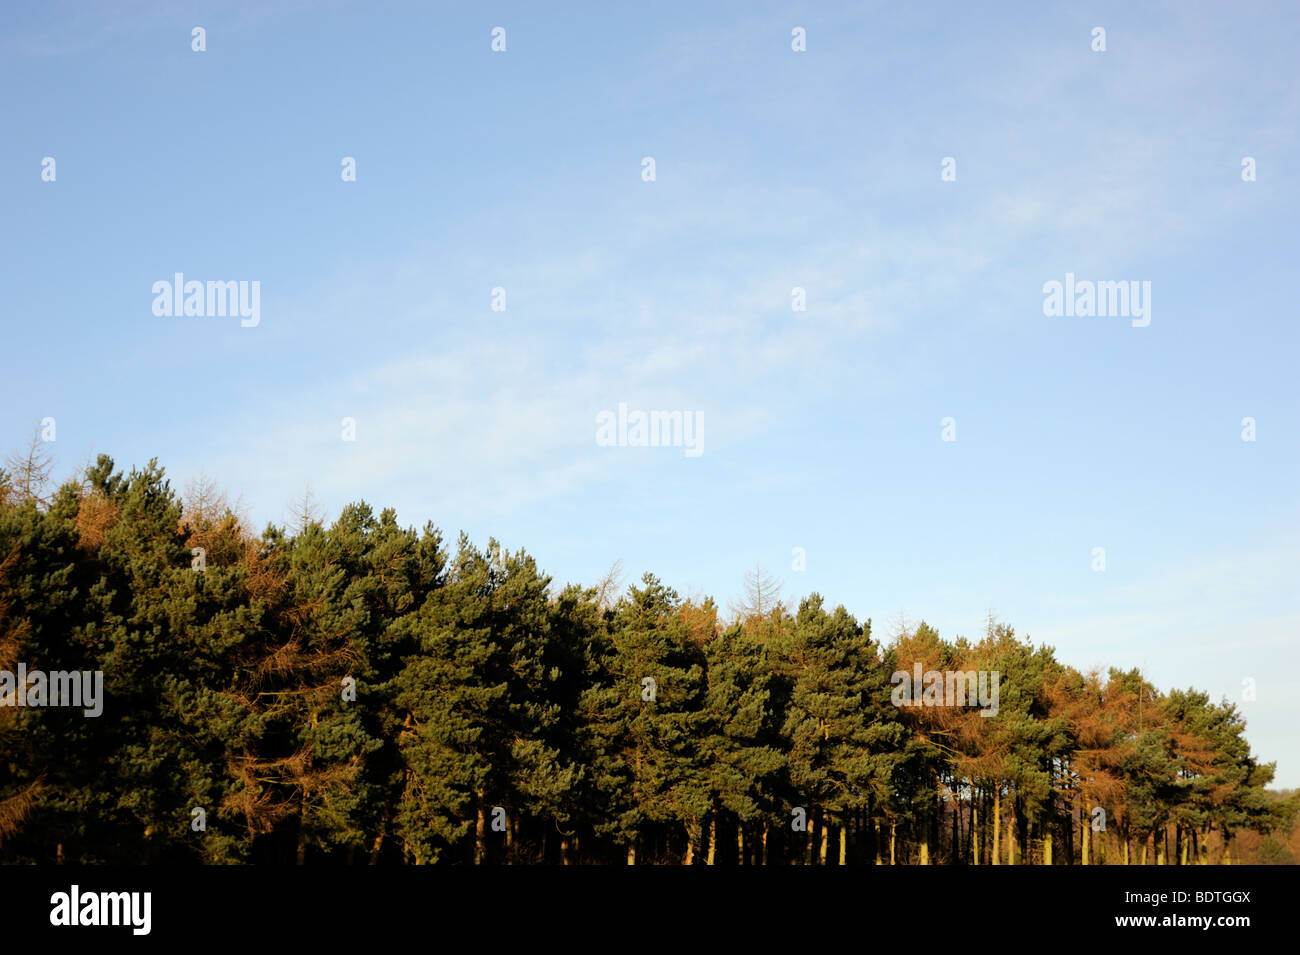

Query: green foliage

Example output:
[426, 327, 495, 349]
[0, 453, 1285, 865]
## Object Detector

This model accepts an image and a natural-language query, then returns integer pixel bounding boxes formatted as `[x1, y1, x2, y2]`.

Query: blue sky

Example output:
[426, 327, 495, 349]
[2, 1, 1297, 784]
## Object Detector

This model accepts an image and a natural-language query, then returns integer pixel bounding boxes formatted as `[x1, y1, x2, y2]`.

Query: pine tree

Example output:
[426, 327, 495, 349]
[580, 574, 707, 863]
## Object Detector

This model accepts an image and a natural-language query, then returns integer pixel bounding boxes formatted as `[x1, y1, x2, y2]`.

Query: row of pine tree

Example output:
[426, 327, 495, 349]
[0, 451, 1291, 864]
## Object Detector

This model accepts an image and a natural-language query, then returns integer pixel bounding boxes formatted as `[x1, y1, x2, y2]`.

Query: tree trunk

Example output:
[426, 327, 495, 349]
[992, 789, 1001, 865]
[737, 823, 745, 866]
[972, 800, 980, 865]
[889, 822, 896, 865]
[839, 823, 847, 865]
[475, 796, 486, 865]
[1007, 808, 1016, 866]
[818, 816, 829, 865]
[761, 822, 769, 866]
[627, 838, 636, 866]
[706, 814, 717, 865]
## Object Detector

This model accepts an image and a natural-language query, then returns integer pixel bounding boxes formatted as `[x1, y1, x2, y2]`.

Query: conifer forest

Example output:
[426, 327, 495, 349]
[1, 450, 1292, 865]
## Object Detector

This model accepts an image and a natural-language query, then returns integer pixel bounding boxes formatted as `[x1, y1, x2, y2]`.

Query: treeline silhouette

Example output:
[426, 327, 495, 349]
[0, 451, 1293, 865]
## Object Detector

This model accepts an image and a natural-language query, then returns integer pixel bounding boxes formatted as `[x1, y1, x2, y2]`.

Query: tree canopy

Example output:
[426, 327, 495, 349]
[0, 453, 1292, 865]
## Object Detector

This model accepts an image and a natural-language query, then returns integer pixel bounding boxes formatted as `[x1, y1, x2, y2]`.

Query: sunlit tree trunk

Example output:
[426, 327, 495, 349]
[626, 838, 636, 865]
[839, 824, 847, 865]
[706, 815, 717, 866]
[475, 797, 486, 865]
[992, 789, 1001, 865]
